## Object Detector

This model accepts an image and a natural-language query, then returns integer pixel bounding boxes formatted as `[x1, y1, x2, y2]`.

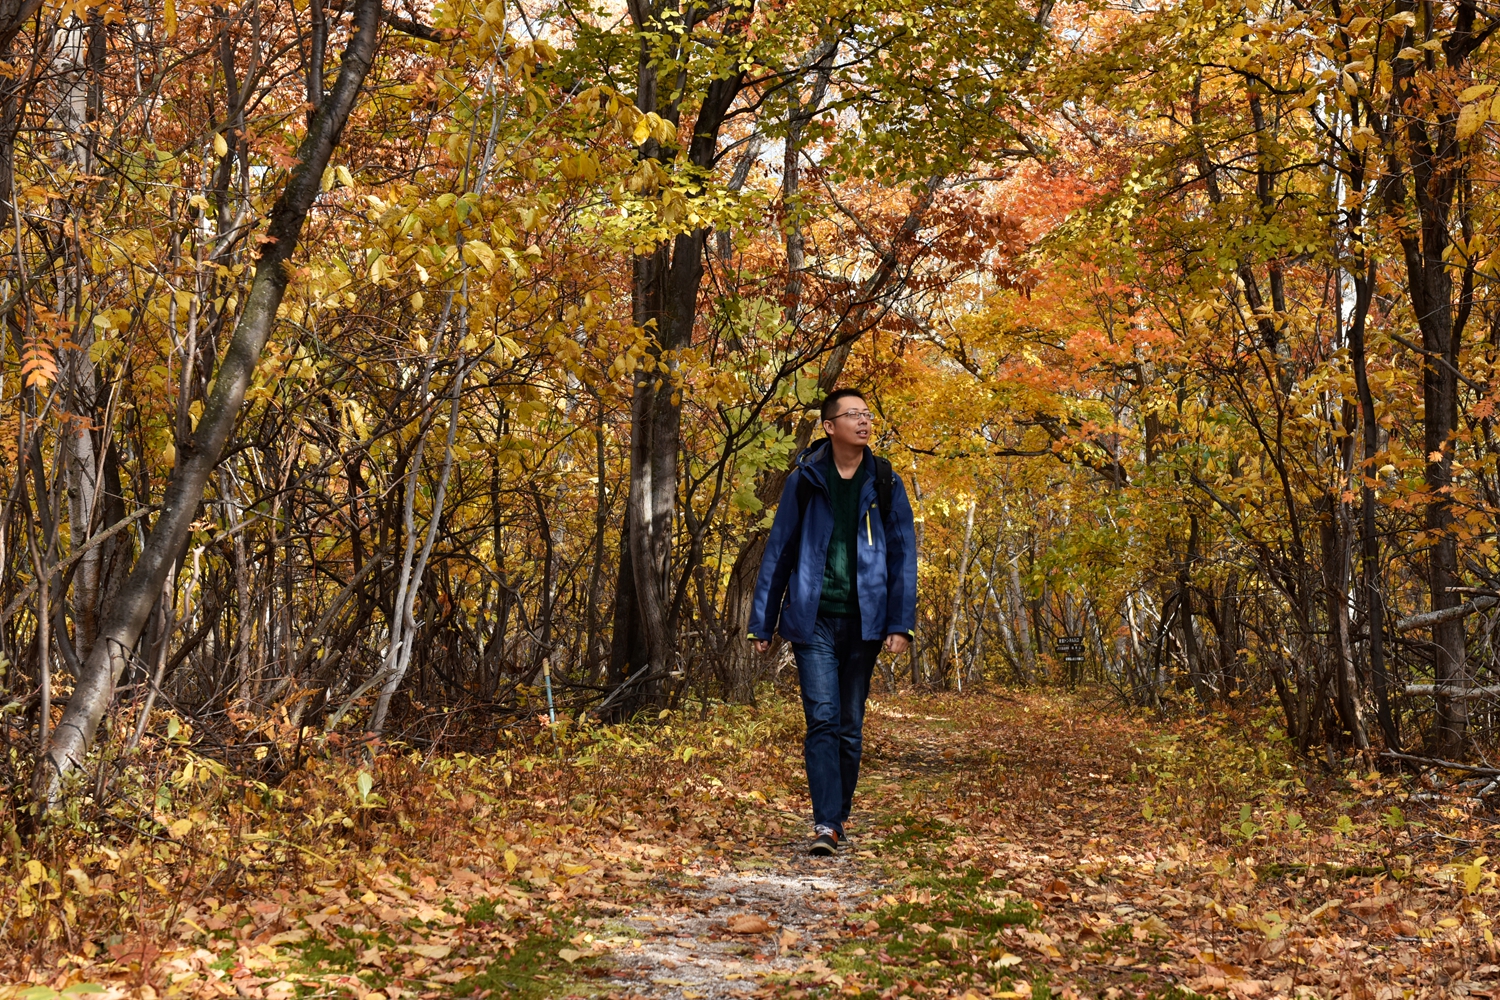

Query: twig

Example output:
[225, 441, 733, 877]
[1381, 751, 1500, 777]
[1394, 595, 1499, 633]
[590, 664, 665, 717]
[0, 505, 156, 627]
[1403, 684, 1500, 699]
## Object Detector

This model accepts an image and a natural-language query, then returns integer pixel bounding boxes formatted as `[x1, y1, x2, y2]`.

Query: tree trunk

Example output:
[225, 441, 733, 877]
[937, 500, 975, 686]
[1321, 494, 1369, 749]
[1348, 259, 1399, 749]
[35, 0, 384, 804]
[1378, 1, 1486, 755]
[1008, 554, 1034, 683]
[610, 0, 748, 697]
[1179, 515, 1210, 702]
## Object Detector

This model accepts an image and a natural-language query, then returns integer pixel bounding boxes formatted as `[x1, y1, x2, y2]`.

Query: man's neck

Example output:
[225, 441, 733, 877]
[829, 440, 864, 480]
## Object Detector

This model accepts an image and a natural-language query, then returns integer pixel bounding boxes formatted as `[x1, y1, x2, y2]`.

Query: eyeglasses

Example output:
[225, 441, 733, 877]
[829, 410, 875, 423]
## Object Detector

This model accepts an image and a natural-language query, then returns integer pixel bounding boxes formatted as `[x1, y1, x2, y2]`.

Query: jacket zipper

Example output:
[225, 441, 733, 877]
[865, 509, 873, 546]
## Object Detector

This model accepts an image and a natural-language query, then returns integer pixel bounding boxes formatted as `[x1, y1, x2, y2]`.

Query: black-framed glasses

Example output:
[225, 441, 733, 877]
[830, 410, 875, 423]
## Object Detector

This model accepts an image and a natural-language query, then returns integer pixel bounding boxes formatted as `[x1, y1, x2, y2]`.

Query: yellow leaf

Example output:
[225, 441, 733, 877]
[1437, 917, 1461, 928]
[403, 944, 451, 959]
[1457, 102, 1485, 139]
[168, 818, 193, 838]
[1464, 857, 1487, 895]
[558, 948, 582, 964]
[631, 118, 651, 144]
[1460, 84, 1495, 102]
[164, 0, 177, 36]
[213, 133, 228, 158]
[336, 165, 354, 188]
[505, 849, 519, 873]
[462, 240, 496, 272]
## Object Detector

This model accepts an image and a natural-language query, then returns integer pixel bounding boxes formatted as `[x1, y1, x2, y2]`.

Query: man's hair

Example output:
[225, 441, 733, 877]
[820, 388, 866, 422]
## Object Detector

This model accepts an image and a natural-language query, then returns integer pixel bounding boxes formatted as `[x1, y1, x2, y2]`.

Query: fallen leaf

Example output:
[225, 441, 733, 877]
[1345, 894, 1394, 916]
[727, 914, 773, 934]
[558, 948, 583, 963]
[1135, 915, 1172, 939]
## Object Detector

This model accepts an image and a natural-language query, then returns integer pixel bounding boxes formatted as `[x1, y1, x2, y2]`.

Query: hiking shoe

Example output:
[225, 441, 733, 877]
[809, 826, 839, 856]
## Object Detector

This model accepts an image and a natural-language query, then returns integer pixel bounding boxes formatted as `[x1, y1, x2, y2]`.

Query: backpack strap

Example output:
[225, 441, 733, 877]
[874, 456, 894, 521]
[795, 469, 815, 518]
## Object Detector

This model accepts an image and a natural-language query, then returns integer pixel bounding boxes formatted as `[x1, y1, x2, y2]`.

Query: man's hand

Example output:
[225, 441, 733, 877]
[884, 633, 910, 655]
[752, 639, 771, 655]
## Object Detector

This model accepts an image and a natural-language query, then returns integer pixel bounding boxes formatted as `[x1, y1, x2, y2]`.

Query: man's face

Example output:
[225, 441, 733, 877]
[822, 396, 873, 449]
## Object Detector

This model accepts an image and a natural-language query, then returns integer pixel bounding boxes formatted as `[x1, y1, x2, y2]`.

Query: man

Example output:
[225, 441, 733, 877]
[747, 388, 918, 856]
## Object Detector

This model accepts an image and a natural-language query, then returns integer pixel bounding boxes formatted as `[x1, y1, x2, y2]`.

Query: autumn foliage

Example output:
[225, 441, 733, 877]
[2, 0, 1500, 991]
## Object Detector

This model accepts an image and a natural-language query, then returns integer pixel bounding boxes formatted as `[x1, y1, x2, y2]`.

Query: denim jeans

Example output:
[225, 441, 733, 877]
[792, 615, 883, 834]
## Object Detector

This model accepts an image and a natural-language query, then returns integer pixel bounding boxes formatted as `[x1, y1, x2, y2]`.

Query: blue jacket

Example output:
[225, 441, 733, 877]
[747, 442, 918, 644]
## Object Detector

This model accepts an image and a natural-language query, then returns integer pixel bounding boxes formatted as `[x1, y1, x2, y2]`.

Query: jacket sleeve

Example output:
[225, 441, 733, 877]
[883, 473, 918, 637]
[746, 472, 803, 640]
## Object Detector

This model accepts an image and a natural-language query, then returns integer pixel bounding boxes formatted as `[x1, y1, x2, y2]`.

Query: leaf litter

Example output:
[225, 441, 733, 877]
[1, 693, 1496, 1000]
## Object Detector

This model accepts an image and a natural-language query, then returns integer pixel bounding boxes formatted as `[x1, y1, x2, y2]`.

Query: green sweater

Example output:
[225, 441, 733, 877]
[819, 456, 867, 618]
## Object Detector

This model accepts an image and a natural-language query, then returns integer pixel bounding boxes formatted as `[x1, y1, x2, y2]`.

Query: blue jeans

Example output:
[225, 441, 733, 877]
[792, 616, 883, 834]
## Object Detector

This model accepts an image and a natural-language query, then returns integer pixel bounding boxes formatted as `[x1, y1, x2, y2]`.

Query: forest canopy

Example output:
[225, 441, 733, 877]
[5, 0, 1500, 803]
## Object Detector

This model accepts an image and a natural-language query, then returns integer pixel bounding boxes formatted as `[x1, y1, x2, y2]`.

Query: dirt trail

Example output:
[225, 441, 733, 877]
[577, 694, 1499, 1000]
[602, 858, 881, 999]
[588, 749, 915, 1000]
[580, 698, 1039, 1000]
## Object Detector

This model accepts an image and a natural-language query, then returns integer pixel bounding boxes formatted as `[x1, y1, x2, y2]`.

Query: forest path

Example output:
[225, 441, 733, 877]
[584, 692, 1497, 1000]
[27, 691, 1495, 1000]
[586, 693, 1160, 1000]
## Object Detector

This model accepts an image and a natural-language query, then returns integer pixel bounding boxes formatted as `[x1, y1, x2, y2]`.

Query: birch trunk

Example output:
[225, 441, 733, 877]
[35, 0, 384, 804]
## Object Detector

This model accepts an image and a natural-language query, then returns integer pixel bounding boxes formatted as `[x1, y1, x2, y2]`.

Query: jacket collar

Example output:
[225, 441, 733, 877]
[796, 440, 873, 494]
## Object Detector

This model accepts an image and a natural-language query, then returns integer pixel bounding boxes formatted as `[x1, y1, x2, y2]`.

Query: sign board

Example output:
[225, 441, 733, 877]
[1057, 635, 1085, 663]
